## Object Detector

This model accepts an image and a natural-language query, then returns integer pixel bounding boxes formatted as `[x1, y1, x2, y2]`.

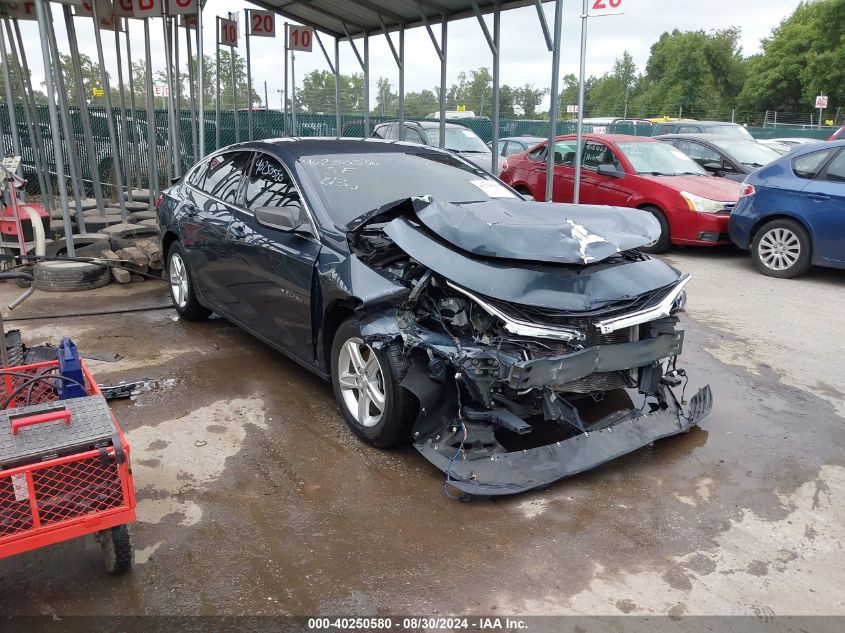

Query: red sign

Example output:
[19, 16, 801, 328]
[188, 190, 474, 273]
[134, 0, 163, 18]
[589, 0, 624, 16]
[247, 10, 275, 38]
[180, 14, 198, 29]
[75, 0, 116, 16]
[2, 2, 37, 21]
[113, 0, 135, 18]
[287, 25, 313, 52]
[168, 0, 197, 16]
[815, 95, 829, 109]
[218, 17, 238, 47]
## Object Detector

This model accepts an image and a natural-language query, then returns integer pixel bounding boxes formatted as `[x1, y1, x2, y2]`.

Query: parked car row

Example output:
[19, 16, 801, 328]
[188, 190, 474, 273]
[368, 119, 840, 279]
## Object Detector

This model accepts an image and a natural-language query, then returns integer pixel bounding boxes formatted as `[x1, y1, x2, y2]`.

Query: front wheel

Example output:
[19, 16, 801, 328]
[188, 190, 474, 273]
[751, 219, 811, 278]
[638, 205, 671, 254]
[167, 242, 211, 320]
[330, 318, 416, 448]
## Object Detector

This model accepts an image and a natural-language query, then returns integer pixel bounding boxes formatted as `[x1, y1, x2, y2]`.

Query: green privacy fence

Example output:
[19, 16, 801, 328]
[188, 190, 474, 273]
[0, 104, 834, 198]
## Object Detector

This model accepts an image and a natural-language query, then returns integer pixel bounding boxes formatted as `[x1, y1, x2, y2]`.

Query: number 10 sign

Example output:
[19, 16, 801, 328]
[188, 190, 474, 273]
[589, 0, 625, 16]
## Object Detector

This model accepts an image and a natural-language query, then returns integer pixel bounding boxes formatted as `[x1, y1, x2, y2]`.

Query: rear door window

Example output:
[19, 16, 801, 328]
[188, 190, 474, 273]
[677, 125, 700, 133]
[189, 151, 251, 203]
[793, 150, 835, 179]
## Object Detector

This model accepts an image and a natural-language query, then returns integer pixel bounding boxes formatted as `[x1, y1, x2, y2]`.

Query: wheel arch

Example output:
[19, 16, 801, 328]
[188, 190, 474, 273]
[161, 230, 179, 262]
[320, 299, 359, 373]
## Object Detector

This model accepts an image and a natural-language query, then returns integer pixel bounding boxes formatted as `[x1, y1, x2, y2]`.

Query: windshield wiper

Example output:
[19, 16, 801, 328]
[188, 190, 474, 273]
[743, 162, 764, 167]
[638, 171, 673, 176]
[457, 150, 488, 153]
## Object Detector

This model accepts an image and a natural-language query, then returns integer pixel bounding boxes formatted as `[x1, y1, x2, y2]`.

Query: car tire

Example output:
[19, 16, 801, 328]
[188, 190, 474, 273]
[751, 219, 811, 278]
[33, 261, 111, 292]
[331, 318, 416, 448]
[166, 241, 211, 320]
[638, 205, 671, 254]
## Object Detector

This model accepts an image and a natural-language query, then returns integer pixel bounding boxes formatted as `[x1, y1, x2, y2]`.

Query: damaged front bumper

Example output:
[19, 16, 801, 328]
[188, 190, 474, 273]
[416, 384, 712, 496]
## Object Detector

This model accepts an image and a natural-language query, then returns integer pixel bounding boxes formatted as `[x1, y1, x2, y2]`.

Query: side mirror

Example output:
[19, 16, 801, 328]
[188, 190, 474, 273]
[702, 162, 722, 173]
[255, 204, 310, 234]
[597, 163, 625, 178]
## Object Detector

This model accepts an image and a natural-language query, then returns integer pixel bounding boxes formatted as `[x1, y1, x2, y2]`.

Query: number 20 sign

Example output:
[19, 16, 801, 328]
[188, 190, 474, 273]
[247, 10, 275, 37]
[589, 0, 624, 16]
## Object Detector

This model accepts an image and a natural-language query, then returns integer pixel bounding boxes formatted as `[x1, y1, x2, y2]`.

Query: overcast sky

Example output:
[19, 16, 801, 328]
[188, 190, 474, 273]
[15, 0, 800, 111]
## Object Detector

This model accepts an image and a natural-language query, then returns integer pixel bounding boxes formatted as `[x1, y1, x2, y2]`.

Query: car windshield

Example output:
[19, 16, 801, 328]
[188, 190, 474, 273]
[616, 141, 707, 176]
[423, 127, 490, 153]
[299, 150, 517, 227]
[706, 125, 753, 140]
[711, 139, 780, 167]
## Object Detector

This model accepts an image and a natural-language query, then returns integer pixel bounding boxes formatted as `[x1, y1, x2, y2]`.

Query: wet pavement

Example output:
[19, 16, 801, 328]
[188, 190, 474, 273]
[0, 253, 843, 617]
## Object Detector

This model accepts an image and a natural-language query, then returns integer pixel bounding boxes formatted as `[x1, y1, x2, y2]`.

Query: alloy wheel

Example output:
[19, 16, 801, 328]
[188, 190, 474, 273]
[758, 227, 801, 272]
[169, 252, 189, 308]
[337, 337, 386, 428]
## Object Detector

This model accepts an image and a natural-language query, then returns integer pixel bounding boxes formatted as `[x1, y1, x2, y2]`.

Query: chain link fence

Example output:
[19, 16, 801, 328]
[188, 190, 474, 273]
[0, 104, 837, 200]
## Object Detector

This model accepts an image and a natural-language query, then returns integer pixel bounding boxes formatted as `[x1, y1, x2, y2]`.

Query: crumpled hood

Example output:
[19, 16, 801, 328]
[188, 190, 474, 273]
[411, 196, 660, 265]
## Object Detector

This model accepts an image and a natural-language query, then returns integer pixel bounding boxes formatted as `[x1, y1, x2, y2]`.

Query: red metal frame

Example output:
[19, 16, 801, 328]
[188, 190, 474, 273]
[0, 360, 136, 559]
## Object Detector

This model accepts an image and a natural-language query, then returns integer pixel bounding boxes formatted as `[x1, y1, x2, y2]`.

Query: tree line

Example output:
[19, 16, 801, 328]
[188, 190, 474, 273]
[0, 0, 840, 123]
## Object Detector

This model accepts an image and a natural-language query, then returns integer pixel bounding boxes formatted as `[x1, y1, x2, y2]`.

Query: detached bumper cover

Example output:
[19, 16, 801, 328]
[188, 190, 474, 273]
[415, 385, 712, 496]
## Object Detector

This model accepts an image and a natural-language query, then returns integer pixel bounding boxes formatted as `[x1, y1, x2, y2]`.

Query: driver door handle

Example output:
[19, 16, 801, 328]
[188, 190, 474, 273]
[807, 193, 830, 202]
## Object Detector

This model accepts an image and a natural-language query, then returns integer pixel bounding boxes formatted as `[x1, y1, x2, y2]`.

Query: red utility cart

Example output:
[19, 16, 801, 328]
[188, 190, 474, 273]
[0, 275, 136, 574]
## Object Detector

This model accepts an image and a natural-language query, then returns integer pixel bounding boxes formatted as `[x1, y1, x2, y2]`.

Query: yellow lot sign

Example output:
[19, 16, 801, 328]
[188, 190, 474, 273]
[92, 87, 105, 98]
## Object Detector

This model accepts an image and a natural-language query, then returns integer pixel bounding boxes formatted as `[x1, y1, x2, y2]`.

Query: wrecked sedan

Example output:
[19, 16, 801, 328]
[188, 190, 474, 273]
[157, 138, 711, 496]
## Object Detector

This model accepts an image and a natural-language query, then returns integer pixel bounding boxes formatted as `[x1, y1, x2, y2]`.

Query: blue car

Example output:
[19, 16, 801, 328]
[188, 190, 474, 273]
[729, 139, 845, 278]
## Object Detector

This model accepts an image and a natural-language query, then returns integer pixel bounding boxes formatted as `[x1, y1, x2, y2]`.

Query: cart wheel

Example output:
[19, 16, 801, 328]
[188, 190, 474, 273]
[98, 524, 134, 575]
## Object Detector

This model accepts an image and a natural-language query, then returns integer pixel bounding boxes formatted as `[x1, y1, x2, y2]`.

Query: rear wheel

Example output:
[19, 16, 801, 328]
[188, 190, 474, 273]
[167, 242, 211, 320]
[638, 205, 671, 254]
[330, 318, 415, 448]
[751, 219, 811, 278]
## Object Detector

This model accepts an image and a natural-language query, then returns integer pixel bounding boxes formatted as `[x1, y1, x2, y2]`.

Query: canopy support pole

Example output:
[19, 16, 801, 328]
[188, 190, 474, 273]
[545, 0, 564, 203]
[34, 0, 74, 255]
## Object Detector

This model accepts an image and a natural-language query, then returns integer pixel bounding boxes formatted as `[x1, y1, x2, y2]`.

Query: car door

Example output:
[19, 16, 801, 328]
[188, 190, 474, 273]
[227, 151, 322, 362]
[523, 141, 578, 202]
[578, 141, 631, 206]
[181, 150, 252, 308]
[799, 149, 845, 264]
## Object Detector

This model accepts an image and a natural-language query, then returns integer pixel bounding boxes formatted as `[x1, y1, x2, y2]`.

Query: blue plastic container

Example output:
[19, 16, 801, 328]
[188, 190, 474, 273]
[57, 337, 87, 400]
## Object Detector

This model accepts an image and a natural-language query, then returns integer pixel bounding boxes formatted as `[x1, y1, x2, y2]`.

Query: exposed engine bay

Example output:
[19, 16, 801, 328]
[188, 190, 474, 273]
[346, 196, 713, 496]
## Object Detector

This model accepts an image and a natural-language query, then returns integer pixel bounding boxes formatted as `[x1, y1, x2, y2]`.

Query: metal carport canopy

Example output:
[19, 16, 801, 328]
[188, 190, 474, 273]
[247, 0, 550, 39]
[246, 0, 564, 201]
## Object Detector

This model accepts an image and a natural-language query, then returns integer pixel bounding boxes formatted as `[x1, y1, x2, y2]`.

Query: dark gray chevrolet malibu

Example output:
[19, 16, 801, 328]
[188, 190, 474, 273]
[157, 138, 711, 496]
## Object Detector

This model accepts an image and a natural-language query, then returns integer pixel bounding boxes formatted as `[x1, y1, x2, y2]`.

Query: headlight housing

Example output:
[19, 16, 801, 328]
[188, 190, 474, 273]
[680, 191, 725, 213]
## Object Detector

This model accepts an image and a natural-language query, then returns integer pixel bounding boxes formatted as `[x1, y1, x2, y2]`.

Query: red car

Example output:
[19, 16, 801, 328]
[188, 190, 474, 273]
[829, 126, 845, 142]
[500, 134, 741, 253]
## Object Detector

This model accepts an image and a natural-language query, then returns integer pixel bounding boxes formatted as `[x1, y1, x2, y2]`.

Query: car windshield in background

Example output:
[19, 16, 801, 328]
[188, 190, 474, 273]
[299, 151, 515, 227]
[423, 128, 490, 153]
[711, 139, 780, 167]
[616, 141, 707, 176]
[708, 125, 753, 140]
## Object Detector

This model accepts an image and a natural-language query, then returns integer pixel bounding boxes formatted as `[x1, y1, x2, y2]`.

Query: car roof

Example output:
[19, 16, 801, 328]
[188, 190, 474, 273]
[210, 137, 460, 158]
[657, 134, 754, 143]
[788, 138, 845, 157]
[555, 133, 653, 143]
[500, 136, 546, 143]
[660, 121, 743, 127]
[375, 120, 467, 129]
